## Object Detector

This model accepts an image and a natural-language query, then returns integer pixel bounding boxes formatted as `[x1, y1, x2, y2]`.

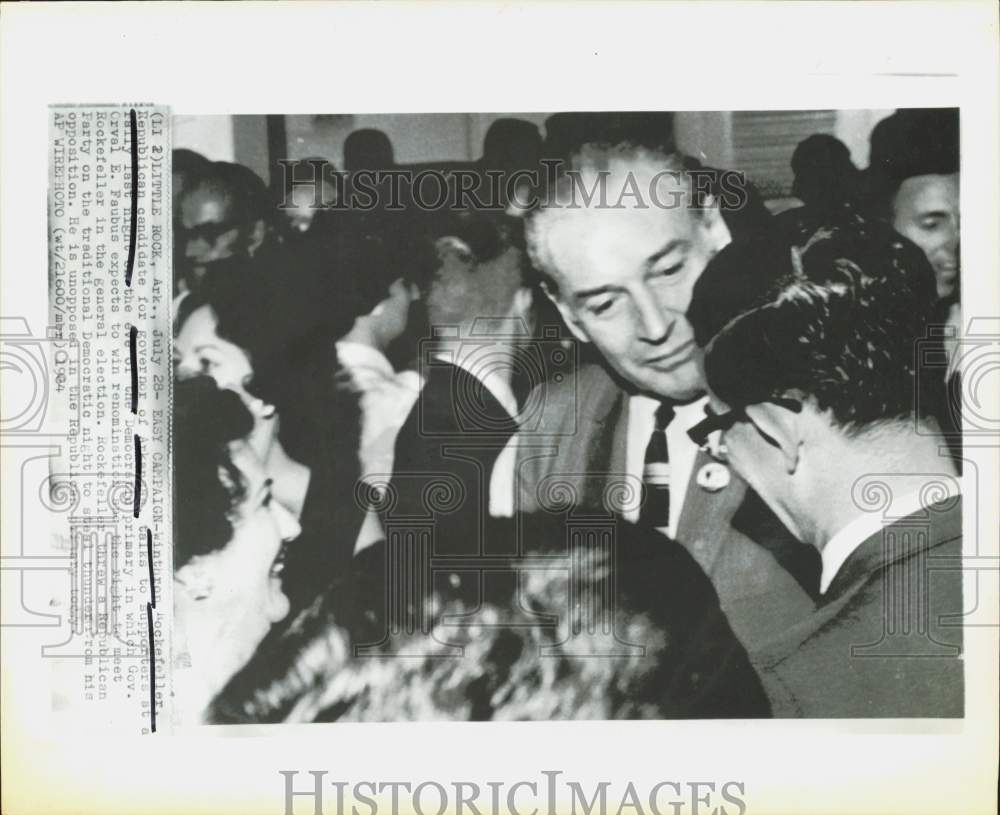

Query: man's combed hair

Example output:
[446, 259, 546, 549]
[705, 217, 941, 433]
[180, 160, 273, 230]
[525, 143, 689, 296]
[864, 107, 960, 220]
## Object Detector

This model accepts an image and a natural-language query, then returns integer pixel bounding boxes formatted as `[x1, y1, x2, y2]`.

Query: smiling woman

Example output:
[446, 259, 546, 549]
[172, 376, 303, 723]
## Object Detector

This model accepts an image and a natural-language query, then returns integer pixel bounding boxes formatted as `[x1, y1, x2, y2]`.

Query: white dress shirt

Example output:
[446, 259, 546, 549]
[336, 341, 423, 552]
[624, 394, 708, 539]
[337, 341, 423, 480]
[819, 480, 961, 594]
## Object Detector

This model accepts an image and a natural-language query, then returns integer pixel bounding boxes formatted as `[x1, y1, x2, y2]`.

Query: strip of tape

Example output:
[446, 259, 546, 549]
[44, 104, 172, 733]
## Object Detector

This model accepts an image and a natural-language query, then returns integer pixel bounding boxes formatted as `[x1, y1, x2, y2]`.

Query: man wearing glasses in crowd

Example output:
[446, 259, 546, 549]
[176, 160, 273, 294]
[695, 218, 962, 717]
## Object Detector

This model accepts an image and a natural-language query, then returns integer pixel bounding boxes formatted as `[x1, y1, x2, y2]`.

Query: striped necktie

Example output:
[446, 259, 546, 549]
[640, 400, 675, 528]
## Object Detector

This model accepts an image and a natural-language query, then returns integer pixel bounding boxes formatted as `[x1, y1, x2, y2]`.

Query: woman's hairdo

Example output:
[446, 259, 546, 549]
[173, 376, 254, 570]
[176, 264, 358, 469]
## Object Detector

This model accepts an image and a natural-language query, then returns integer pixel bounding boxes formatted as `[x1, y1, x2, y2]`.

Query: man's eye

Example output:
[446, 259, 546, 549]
[587, 298, 618, 316]
[653, 261, 684, 278]
[199, 357, 218, 373]
[920, 216, 942, 230]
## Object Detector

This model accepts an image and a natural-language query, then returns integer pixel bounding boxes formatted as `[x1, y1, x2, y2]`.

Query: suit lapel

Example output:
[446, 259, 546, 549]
[568, 365, 629, 512]
[675, 450, 748, 573]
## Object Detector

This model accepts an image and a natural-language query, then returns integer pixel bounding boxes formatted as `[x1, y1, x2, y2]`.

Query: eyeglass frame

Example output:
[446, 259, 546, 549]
[687, 397, 803, 449]
[178, 218, 246, 247]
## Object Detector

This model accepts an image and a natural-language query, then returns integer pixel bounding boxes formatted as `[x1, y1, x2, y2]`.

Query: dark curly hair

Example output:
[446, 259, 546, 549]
[175, 260, 359, 471]
[704, 216, 941, 433]
[173, 375, 254, 570]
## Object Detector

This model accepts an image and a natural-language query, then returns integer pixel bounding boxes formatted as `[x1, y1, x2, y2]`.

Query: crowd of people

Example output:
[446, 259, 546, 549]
[171, 109, 963, 723]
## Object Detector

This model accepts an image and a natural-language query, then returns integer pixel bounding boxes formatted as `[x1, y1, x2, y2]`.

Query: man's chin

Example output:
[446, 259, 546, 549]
[636, 367, 706, 402]
[659, 384, 706, 403]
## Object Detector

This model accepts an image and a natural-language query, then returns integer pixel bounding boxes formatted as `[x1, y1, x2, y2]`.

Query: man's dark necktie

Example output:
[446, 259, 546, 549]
[640, 401, 675, 528]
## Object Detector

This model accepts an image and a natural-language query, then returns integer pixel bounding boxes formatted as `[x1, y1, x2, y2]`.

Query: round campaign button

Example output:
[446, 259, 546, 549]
[696, 462, 731, 493]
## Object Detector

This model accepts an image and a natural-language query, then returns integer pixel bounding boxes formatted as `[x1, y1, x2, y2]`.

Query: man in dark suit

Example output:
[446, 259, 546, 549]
[701, 217, 962, 716]
[519, 142, 816, 654]
[386, 211, 531, 561]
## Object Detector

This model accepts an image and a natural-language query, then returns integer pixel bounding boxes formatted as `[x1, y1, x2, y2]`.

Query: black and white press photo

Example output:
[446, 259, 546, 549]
[169, 109, 965, 724]
[5, 4, 999, 815]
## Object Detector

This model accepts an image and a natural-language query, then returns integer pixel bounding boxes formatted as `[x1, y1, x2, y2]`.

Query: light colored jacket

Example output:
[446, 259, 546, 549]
[514, 361, 817, 654]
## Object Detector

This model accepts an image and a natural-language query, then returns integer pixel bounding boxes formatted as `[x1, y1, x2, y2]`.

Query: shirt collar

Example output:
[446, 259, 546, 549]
[335, 341, 395, 378]
[629, 394, 708, 430]
[819, 480, 961, 594]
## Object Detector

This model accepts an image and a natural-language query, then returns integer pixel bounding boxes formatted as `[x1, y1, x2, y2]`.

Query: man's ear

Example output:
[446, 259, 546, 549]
[174, 559, 214, 602]
[540, 280, 590, 344]
[435, 236, 475, 267]
[744, 402, 801, 474]
[247, 218, 268, 255]
[696, 194, 733, 257]
[512, 286, 534, 331]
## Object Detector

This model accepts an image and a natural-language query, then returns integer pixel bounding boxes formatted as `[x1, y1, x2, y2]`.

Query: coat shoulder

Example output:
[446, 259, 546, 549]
[759, 531, 964, 717]
[523, 360, 621, 435]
